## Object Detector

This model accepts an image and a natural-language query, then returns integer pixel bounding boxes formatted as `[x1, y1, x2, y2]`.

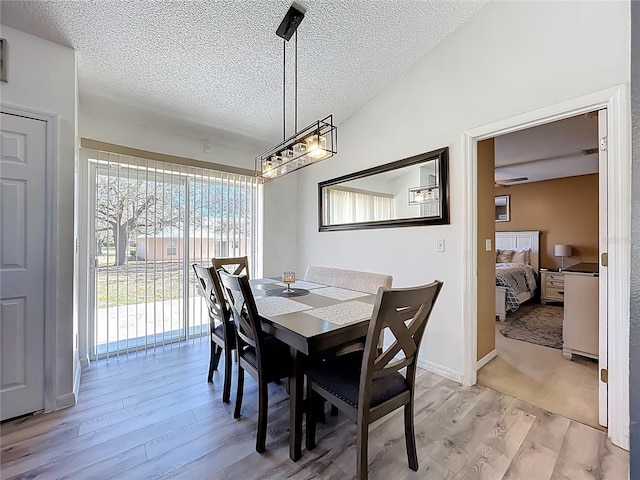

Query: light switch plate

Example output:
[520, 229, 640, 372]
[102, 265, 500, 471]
[486, 239, 492, 251]
[436, 239, 445, 252]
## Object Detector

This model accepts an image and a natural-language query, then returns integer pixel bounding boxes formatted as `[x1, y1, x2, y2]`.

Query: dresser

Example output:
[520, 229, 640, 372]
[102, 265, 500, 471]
[540, 270, 564, 304]
[562, 264, 599, 361]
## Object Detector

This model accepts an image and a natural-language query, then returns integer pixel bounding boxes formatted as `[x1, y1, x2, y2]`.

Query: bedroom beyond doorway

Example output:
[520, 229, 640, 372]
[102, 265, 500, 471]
[475, 111, 603, 431]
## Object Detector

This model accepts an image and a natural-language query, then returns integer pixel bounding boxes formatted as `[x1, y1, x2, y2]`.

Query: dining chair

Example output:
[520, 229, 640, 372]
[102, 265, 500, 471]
[192, 264, 236, 403]
[305, 265, 393, 419]
[304, 266, 392, 353]
[217, 270, 292, 453]
[212, 256, 250, 278]
[305, 280, 444, 480]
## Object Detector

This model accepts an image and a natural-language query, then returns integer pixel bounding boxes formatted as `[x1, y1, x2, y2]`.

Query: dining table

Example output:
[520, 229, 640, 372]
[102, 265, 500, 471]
[249, 277, 378, 461]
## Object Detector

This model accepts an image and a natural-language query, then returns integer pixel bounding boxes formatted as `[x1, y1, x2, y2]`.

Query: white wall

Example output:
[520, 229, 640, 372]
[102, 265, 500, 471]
[262, 174, 299, 278]
[79, 112, 259, 170]
[296, 1, 630, 378]
[0, 26, 78, 408]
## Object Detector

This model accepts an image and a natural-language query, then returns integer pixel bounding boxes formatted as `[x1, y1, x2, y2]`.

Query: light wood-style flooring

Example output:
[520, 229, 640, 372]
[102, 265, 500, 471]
[1, 341, 628, 479]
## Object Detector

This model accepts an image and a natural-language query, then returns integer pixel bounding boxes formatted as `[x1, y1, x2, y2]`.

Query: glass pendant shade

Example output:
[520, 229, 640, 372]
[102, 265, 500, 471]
[306, 135, 328, 158]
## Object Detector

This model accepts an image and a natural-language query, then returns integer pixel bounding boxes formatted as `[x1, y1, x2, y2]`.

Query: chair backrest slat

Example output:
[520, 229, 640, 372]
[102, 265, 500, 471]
[192, 264, 229, 324]
[213, 256, 250, 278]
[359, 281, 443, 410]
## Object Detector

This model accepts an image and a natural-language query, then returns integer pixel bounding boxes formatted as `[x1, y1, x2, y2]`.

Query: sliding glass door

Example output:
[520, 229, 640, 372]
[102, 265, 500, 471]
[86, 150, 259, 360]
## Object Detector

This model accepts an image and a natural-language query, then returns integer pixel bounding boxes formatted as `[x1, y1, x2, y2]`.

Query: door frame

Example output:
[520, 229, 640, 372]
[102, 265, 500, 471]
[1, 104, 59, 413]
[461, 84, 630, 450]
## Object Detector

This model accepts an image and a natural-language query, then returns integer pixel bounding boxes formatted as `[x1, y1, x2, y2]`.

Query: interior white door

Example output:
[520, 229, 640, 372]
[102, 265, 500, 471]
[598, 108, 608, 427]
[0, 112, 47, 420]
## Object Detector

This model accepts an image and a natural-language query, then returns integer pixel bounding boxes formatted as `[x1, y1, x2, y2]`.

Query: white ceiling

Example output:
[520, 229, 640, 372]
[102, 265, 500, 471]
[494, 112, 599, 185]
[1, 0, 488, 146]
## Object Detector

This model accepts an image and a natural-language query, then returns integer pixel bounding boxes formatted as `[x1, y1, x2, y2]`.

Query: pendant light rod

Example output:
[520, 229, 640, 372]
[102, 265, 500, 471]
[283, 40, 286, 141]
[295, 31, 298, 134]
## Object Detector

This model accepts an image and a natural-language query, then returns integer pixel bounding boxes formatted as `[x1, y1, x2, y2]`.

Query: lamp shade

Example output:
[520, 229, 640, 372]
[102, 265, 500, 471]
[554, 244, 572, 257]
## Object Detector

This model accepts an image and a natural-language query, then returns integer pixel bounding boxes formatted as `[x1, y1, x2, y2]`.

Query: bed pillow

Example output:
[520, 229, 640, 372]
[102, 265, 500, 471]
[511, 248, 531, 265]
[496, 249, 516, 263]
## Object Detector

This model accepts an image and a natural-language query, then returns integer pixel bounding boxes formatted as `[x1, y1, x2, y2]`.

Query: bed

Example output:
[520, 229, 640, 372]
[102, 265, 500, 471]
[495, 230, 540, 320]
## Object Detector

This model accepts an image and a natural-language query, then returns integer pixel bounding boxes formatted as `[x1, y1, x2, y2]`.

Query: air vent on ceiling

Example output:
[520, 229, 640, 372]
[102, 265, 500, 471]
[495, 177, 528, 188]
[582, 148, 598, 155]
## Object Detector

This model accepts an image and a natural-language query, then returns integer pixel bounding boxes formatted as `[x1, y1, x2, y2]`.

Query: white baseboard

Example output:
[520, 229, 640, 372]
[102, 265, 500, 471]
[417, 358, 464, 384]
[56, 357, 82, 410]
[55, 392, 76, 410]
[476, 349, 497, 370]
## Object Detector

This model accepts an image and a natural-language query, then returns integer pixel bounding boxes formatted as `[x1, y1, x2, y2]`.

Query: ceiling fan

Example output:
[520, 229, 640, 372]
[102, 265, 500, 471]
[495, 177, 528, 188]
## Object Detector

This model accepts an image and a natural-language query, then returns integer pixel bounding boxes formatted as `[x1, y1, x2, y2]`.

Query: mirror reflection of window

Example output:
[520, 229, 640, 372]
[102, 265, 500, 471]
[324, 186, 394, 224]
[319, 147, 449, 230]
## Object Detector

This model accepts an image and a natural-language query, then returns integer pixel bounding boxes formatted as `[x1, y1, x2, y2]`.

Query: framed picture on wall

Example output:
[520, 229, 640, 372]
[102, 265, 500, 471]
[495, 195, 510, 222]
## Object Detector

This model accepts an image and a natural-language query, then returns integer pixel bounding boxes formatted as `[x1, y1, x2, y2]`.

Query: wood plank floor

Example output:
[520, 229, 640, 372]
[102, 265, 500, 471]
[0, 342, 629, 479]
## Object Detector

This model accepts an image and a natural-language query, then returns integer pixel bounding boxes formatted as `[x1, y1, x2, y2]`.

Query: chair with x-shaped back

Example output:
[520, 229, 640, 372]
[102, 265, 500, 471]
[217, 270, 292, 453]
[212, 256, 250, 279]
[192, 264, 236, 403]
[305, 280, 443, 480]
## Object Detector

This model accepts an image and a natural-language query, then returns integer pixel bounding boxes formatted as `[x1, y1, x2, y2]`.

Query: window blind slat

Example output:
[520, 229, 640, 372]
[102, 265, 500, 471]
[85, 149, 259, 361]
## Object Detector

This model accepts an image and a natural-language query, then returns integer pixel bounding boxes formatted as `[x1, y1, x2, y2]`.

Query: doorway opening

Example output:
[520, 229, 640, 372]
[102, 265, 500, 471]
[475, 112, 602, 429]
[462, 85, 631, 450]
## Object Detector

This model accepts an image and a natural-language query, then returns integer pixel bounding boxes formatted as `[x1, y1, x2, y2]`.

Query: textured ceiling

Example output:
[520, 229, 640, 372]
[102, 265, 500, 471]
[1, 0, 488, 145]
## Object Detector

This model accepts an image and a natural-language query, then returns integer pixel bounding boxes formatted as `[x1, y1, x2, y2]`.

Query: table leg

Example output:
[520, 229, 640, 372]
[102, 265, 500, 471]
[289, 347, 305, 461]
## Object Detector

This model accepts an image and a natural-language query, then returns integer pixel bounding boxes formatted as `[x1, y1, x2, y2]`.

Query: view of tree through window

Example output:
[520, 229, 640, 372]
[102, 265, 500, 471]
[88, 151, 259, 357]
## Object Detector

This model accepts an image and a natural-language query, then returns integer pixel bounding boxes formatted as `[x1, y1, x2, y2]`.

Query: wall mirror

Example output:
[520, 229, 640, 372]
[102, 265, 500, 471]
[319, 147, 449, 231]
[495, 195, 510, 222]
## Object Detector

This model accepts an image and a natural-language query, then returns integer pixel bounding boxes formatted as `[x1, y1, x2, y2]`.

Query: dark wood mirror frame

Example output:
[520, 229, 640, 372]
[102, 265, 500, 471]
[318, 147, 449, 231]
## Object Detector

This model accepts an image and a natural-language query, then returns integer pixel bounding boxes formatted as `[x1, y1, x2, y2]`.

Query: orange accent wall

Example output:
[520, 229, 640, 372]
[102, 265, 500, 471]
[495, 174, 599, 269]
[477, 139, 496, 361]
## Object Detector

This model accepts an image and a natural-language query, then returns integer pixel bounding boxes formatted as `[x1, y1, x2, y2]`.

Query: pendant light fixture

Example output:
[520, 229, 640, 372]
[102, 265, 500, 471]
[255, 3, 337, 181]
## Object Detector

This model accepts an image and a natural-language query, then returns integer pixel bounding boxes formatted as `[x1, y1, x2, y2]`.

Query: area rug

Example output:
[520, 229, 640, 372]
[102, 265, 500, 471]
[500, 305, 563, 349]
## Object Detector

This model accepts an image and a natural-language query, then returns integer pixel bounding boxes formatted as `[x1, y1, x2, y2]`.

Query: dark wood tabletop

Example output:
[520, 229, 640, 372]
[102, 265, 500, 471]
[250, 278, 377, 461]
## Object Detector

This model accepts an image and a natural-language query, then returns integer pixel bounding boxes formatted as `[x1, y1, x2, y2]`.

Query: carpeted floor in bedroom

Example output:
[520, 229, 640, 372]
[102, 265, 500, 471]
[477, 303, 601, 430]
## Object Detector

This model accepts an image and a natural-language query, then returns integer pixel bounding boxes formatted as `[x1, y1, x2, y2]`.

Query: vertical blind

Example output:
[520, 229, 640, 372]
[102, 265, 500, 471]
[323, 187, 394, 224]
[85, 149, 260, 360]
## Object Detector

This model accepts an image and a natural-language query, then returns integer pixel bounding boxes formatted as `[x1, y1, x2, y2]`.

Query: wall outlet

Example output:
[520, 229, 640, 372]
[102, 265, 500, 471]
[203, 143, 212, 153]
[436, 239, 445, 252]
[486, 239, 492, 251]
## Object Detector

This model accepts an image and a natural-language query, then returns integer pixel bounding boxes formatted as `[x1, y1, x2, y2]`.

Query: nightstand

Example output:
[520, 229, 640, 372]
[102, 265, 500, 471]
[541, 270, 564, 304]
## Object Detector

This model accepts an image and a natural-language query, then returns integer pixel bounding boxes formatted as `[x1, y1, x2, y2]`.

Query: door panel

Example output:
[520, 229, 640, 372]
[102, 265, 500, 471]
[0, 112, 47, 420]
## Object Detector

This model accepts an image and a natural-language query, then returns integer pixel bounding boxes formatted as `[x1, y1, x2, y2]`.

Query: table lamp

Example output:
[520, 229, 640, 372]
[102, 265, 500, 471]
[554, 244, 572, 271]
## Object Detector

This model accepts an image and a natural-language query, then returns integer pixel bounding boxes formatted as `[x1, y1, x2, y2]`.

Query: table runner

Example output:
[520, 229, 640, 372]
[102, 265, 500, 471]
[305, 301, 374, 326]
[311, 286, 369, 301]
[254, 296, 312, 317]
